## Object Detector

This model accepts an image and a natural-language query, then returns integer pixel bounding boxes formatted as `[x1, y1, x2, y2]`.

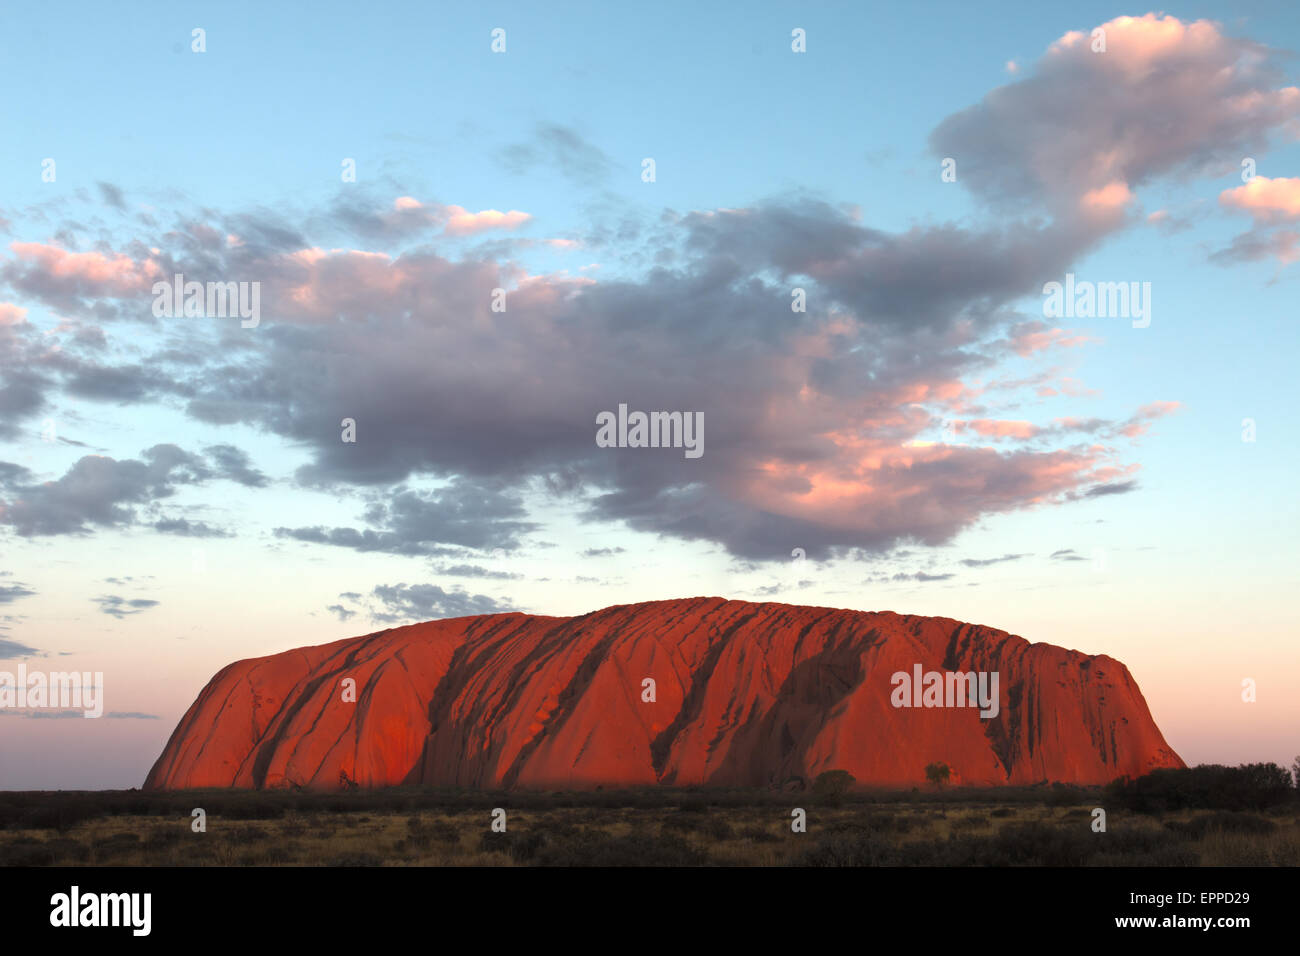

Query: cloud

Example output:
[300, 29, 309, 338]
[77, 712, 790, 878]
[92, 595, 160, 618]
[96, 182, 127, 210]
[1211, 228, 1300, 266]
[0, 581, 36, 603]
[931, 14, 1300, 218]
[0, 445, 210, 536]
[582, 546, 626, 557]
[499, 123, 615, 185]
[3, 15, 1266, 563]
[954, 419, 1041, 440]
[4, 200, 1156, 559]
[326, 603, 357, 622]
[1220, 176, 1300, 221]
[959, 553, 1029, 568]
[1217, 177, 1300, 265]
[367, 583, 516, 622]
[276, 480, 536, 556]
[1083, 480, 1138, 497]
[442, 205, 532, 237]
[1114, 400, 1182, 438]
[950, 401, 1181, 445]
[1050, 549, 1086, 561]
[891, 571, 956, 582]
[1006, 321, 1096, 357]
[0, 636, 41, 658]
[0, 443, 271, 537]
[152, 517, 231, 538]
[430, 563, 523, 580]
[3, 241, 162, 308]
[325, 193, 444, 240]
[323, 194, 532, 241]
[204, 444, 269, 487]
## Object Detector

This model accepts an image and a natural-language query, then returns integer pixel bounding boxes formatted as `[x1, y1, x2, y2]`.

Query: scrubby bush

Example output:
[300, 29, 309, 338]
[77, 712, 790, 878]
[478, 829, 548, 862]
[534, 830, 707, 866]
[813, 770, 856, 798]
[1164, 811, 1277, 838]
[1108, 764, 1294, 812]
[924, 763, 951, 790]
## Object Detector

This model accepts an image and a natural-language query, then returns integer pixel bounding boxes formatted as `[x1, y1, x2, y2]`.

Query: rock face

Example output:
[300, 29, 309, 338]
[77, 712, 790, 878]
[144, 598, 1183, 790]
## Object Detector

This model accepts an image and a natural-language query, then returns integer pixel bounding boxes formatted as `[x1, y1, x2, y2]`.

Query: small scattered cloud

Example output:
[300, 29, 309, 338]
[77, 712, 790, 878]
[1050, 549, 1086, 561]
[326, 603, 357, 622]
[204, 444, 269, 488]
[368, 583, 516, 623]
[1084, 480, 1138, 498]
[499, 123, 614, 186]
[0, 636, 42, 658]
[96, 182, 127, 210]
[152, 517, 231, 538]
[892, 571, 956, 582]
[93, 595, 161, 618]
[0, 581, 36, 604]
[431, 563, 523, 580]
[959, 553, 1029, 568]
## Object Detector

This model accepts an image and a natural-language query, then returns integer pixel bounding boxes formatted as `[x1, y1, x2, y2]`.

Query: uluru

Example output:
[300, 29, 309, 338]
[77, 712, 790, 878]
[144, 597, 1183, 791]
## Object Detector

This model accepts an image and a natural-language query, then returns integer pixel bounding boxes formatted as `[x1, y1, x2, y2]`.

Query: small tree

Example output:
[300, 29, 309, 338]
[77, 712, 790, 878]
[925, 762, 951, 790]
[813, 769, 856, 798]
[1292, 755, 1300, 792]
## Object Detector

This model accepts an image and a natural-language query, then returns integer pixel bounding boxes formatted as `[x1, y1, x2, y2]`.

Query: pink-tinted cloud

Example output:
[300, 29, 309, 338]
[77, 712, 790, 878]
[954, 419, 1041, 440]
[7, 242, 162, 297]
[933, 13, 1300, 220]
[1117, 400, 1183, 437]
[1007, 321, 1097, 357]
[443, 206, 532, 237]
[1217, 177, 1300, 265]
[1220, 177, 1300, 222]
[0, 303, 27, 326]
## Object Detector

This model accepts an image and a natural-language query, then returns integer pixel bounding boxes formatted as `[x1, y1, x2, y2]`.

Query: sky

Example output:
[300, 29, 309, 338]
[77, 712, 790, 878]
[1, 1, 1297, 789]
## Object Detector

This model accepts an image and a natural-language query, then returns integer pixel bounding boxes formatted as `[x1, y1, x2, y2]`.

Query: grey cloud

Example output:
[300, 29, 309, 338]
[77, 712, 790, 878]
[891, 571, 956, 582]
[97, 182, 126, 210]
[152, 517, 232, 538]
[276, 481, 535, 556]
[0, 445, 210, 536]
[204, 444, 269, 487]
[1084, 481, 1138, 498]
[326, 604, 357, 622]
[500, 123, 614, 185]
[1211, 227, 1300, 267]
[368, 583, 516, 623]
[93, 595, 161, 618]
[0, 637, 42, 658]
[431, 563, 523, 580]
[959, 553, 1029, 568]
[0, 581, 36, 603]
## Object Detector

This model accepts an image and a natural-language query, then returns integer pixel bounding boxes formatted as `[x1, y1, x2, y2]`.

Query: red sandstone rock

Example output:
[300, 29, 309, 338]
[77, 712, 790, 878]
[143, 597, 1183, 790]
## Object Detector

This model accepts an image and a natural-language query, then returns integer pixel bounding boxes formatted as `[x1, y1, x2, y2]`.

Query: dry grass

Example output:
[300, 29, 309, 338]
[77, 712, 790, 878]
[3, 801, 1297, 866]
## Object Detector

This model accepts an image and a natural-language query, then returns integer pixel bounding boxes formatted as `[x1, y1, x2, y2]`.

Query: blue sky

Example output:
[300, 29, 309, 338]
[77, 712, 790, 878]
[1, 2, 1297, 787]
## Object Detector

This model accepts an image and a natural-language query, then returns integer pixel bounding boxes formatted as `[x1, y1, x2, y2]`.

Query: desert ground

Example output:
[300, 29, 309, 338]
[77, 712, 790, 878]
[2, 784, 1297, 866]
